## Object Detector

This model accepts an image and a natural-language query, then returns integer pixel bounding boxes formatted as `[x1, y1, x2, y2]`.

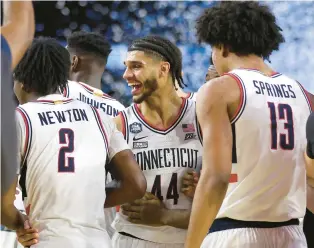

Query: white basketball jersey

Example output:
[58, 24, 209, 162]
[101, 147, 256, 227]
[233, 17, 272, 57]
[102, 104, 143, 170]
[64, 80, 125, 117]
[16, 94, 129, 248]
[217, 68, 311, 222]
[64, 80, 123, 237]
[186, 92, 197, 101]
[112, 99, 203, 243]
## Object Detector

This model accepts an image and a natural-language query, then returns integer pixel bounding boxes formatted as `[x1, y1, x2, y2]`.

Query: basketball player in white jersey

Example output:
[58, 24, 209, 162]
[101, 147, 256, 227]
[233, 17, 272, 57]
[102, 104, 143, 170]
[65, 31, 125, 117]
[110, 36, 203, 248]
[11, 37, 146, 248]
[65, 30, 125, 238]
[185, 2, 309, 248]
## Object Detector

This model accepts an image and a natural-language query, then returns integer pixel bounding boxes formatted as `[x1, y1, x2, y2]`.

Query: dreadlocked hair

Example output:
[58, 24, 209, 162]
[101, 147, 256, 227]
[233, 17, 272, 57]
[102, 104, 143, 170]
[67, 31, 112, 63]
[128, 36, 186, 89]
[13, 37, 70, 95]
[196, 1, 285, 60]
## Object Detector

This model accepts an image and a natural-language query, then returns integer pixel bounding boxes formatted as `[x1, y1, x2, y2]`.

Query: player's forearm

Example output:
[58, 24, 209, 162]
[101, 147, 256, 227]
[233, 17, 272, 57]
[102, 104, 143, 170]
[1, 1, 35, 69]
[160, 209, 191, 229]
[105, 180, 146, 208]
[1, 204, 25, 230]
[185, 177, 228, 248]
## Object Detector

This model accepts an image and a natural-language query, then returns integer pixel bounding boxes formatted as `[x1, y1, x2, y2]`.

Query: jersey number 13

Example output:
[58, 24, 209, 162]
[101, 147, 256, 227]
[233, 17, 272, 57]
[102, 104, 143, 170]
[268, 102, 294, 150]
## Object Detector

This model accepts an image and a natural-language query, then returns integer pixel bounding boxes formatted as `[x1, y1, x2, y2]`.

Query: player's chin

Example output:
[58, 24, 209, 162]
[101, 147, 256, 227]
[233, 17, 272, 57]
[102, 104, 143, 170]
[133, 94, 145, 104]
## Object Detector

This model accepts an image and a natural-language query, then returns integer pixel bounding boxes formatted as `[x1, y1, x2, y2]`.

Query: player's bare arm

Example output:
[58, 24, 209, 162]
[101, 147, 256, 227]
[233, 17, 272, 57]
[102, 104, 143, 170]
[0, 0, 35, 69]
[104, 116, 146, 207]
[122, 192, 191, 229]
[105, 149, 147, 207]
[1, 178, 26, 230]
[185, 75, 240, 248]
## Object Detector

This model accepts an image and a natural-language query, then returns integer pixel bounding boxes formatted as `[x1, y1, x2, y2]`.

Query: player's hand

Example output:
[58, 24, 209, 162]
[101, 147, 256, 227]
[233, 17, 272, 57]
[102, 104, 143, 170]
[121, 192, 164, 225]
[16, 219, 39, 247]
[205, 65, 219, 81]
[181, 170, 199, 199]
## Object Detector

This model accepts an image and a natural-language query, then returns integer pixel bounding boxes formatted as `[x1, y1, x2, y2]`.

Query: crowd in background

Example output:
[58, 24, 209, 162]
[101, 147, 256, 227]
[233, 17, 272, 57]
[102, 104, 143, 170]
[32, 1, 314, 105]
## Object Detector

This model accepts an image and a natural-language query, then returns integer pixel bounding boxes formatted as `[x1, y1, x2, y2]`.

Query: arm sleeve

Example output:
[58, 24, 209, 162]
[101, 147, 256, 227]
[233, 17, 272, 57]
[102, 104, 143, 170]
[100, 112, 131, 162]
[306, 112, 314, 159]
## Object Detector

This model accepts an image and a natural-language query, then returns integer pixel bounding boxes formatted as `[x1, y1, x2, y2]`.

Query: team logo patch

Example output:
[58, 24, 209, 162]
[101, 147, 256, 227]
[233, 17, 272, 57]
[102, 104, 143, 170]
[133, 141, 148, 149]
[129, 122, 143, 134]
[182, 123, 195, 132]
[184, 133, 196, 141]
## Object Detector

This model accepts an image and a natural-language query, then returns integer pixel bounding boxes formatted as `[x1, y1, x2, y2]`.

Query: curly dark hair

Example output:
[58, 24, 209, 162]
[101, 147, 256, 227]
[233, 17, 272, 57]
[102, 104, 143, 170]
[13, 37, 70, 95]
[67, 31, 112, 64]
[196, 1, 285, 59]
[128, 35, 186, 89]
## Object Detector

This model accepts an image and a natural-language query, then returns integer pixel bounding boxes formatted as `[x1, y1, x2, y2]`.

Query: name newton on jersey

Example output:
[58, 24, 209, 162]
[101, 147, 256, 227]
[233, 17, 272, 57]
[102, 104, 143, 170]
[253, 80, 296, 98]
[135, 148, 199, 171]
[38, 108, 88, 126]
[79, 93, 119, 116]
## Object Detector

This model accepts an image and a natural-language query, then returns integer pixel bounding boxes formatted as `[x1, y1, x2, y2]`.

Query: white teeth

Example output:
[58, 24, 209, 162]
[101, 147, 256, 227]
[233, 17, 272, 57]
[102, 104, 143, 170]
[129, 83, 141, 88]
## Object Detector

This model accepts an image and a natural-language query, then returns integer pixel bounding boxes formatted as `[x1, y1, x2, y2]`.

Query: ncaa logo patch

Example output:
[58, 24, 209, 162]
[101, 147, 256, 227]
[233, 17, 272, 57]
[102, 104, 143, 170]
[129, 122, 142, 134]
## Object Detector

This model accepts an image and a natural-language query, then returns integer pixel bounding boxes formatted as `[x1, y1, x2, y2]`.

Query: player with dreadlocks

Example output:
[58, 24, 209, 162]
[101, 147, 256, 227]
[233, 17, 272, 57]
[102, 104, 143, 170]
[186, 1, 310, 247]
[168, 45, 196, 101]
[64, 31, 125, 117]
[110, 35, 203, 248]
[12, 37, 146, 248]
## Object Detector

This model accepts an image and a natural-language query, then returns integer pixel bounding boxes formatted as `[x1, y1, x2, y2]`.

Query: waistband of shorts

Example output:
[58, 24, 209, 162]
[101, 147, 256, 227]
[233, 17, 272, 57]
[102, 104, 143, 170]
[208, 218, 299, 233]
[119, 232, 145, 241]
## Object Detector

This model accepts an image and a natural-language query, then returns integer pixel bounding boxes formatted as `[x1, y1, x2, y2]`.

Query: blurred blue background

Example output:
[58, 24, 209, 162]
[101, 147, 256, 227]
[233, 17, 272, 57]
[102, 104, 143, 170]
[32, 1, 314, 106]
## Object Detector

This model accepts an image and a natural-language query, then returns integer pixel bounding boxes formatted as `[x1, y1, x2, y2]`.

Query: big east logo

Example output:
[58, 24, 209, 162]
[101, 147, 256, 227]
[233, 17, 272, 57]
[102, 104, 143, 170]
[184, 133, 196, 141]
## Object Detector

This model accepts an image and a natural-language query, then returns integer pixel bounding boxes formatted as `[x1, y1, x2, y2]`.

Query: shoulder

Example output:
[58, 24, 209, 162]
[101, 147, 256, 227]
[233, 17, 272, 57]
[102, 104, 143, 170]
[198, 75, 240, 105]
[113, 105, 133, 130]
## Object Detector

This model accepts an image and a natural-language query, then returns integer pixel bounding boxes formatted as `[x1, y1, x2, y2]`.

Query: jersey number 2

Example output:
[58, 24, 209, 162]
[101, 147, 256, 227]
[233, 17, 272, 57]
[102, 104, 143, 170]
[268, 102, 294, 150]
[151, 173, 179, 205]
[58, 128, 75, 172]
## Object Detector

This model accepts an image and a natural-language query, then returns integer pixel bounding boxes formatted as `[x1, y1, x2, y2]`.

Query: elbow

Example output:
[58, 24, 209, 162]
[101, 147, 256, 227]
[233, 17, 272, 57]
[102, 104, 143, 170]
[202, 174, 229, 193]
[134, 174, 147, 199]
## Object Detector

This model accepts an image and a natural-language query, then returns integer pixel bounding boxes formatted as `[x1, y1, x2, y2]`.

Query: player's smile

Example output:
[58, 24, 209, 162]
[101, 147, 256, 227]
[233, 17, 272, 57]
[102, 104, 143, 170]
[128, 82, 143, 95]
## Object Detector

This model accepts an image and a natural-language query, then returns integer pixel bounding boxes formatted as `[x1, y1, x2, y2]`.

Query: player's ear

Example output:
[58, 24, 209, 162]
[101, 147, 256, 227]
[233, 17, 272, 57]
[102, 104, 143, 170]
[221, 45, 230, 58]
[159, 61, 170, 78]
[71, 55, 79, 72]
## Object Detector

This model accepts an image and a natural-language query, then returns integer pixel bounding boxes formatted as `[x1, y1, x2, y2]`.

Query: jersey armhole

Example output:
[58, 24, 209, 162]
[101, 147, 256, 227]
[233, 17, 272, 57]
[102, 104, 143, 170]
[223, 73, 247, 124]
[296, 81, 314, 112]
[118, 111, 129, 142]
[16, 107, 32, 167]
[195, 106, 203, 145]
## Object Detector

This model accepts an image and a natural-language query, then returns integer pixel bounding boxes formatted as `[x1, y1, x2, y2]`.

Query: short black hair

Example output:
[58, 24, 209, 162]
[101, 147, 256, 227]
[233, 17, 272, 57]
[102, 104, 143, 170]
[67, 31, 112, 63]
[196, 1, 285, 60]
[128, 36, 185, 89]
[14, 37, 70, 95]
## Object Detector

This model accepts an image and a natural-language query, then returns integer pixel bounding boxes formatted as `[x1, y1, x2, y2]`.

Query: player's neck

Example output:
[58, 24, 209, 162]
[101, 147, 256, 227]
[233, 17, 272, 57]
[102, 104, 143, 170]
[23, 92, 57, 104]
[227, 56, 274, 75]
[139, 88, 183, 129]
[176, 87, 189, 98]
[175, 81, 189, 98]
[71, 72, 102, 90]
